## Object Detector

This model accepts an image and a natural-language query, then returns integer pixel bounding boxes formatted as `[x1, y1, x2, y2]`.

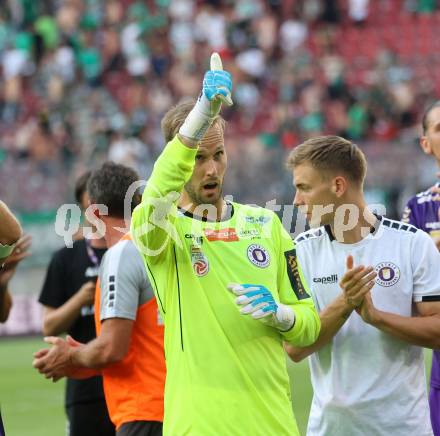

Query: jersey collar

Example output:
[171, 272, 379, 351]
[178, 201, 234, 222]
[324, 214, 382, 241]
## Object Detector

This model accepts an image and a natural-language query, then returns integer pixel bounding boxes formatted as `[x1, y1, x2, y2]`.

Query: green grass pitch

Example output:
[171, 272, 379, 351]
[0, 337, 432, 435]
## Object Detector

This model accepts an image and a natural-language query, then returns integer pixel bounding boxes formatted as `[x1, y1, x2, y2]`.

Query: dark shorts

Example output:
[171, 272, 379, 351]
[117, 421, 162, 436]
[66, 401, 115, 436]
[430, 386, 440, 436]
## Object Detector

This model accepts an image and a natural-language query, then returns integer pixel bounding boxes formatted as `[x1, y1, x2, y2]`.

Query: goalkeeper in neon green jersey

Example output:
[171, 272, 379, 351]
[131, 53, 320, 436]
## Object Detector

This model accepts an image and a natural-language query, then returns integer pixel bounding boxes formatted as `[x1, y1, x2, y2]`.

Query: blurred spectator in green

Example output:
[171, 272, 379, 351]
[417, 0, 437, 13]
[34, 14, 58, 51]
[347, 101, 369, 140]
[77, 31, 102, 86]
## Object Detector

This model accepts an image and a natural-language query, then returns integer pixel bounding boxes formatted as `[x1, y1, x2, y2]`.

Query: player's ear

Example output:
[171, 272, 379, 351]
[332, 176, 347, 197]
[420, 135, 432, 155]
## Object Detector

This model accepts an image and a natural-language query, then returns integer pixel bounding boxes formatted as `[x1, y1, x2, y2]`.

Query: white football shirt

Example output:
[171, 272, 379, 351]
[295, 216, 440, 436]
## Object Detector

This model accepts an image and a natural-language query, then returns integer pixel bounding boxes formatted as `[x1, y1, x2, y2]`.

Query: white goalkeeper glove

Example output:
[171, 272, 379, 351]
[228, 284, 295, 332]
[179, 52, 233, 142]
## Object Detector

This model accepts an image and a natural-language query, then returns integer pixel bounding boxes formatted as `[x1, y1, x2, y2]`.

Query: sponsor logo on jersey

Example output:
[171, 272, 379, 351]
[247, 244, 270, 268]
[375, 262, 400, 287]
[245, 216, 271, 225]
[185, 233, 203, 246]
[204, 228, 238, 242]
[284, 249, 310, 300]
[191, 246, 209, 276]
[238, 229, 261, 239]
[313, 274, 338, 284]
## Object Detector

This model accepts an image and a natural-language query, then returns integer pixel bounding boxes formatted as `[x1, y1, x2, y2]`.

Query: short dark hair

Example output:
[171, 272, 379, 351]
[161, 99, 225, 143]
[422, 100, 440, 134]
[87, 162, 141, 218]
[74, 171, 91, 205]
[287, 135, 367, 186]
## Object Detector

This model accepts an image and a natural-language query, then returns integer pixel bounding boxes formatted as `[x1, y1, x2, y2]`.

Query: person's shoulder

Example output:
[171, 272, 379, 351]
[380, 216, 438, 253]
[104, 237, 143, 270]
[294, 226, 327, 246]
[105, 238, 135, 258]
[379, 216, 419, 237]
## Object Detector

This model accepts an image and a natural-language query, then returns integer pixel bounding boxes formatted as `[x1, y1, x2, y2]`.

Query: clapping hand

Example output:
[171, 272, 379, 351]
[339, 255, 376, 310]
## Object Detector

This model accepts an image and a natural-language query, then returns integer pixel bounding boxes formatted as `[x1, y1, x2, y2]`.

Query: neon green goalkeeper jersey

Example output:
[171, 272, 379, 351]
[131, 136, 320, 436]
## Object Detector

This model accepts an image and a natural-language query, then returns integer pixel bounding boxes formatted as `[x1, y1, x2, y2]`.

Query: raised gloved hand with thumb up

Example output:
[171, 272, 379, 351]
[179, 52, 233, 143]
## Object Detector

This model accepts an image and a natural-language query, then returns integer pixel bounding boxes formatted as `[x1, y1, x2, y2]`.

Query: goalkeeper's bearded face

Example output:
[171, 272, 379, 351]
[184, 123, 227, 207]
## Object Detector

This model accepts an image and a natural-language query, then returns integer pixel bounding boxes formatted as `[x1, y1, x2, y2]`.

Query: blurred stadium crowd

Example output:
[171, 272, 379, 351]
[0, 0, 439, 217]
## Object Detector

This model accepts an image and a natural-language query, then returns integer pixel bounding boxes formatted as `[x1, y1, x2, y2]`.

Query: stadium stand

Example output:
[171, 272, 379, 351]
[0, 0, 439, 216]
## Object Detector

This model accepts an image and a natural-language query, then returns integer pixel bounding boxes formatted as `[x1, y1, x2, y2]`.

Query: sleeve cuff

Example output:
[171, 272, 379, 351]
[414, 294, 440, 302]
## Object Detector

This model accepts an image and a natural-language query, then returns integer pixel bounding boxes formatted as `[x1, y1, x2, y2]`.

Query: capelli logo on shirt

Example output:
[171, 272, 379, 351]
[313, 274, 338, 284]
[184, 233, 203, 246]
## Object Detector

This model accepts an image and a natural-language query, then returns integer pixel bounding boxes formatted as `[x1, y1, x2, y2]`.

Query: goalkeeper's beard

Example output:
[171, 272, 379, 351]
[184, 180, 223, 209]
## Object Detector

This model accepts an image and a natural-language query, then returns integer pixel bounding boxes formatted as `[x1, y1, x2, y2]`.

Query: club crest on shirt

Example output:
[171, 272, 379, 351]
[375, 262, 400, 287]
[247, 244, 270, 268]
[191, 245, 209, 277]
